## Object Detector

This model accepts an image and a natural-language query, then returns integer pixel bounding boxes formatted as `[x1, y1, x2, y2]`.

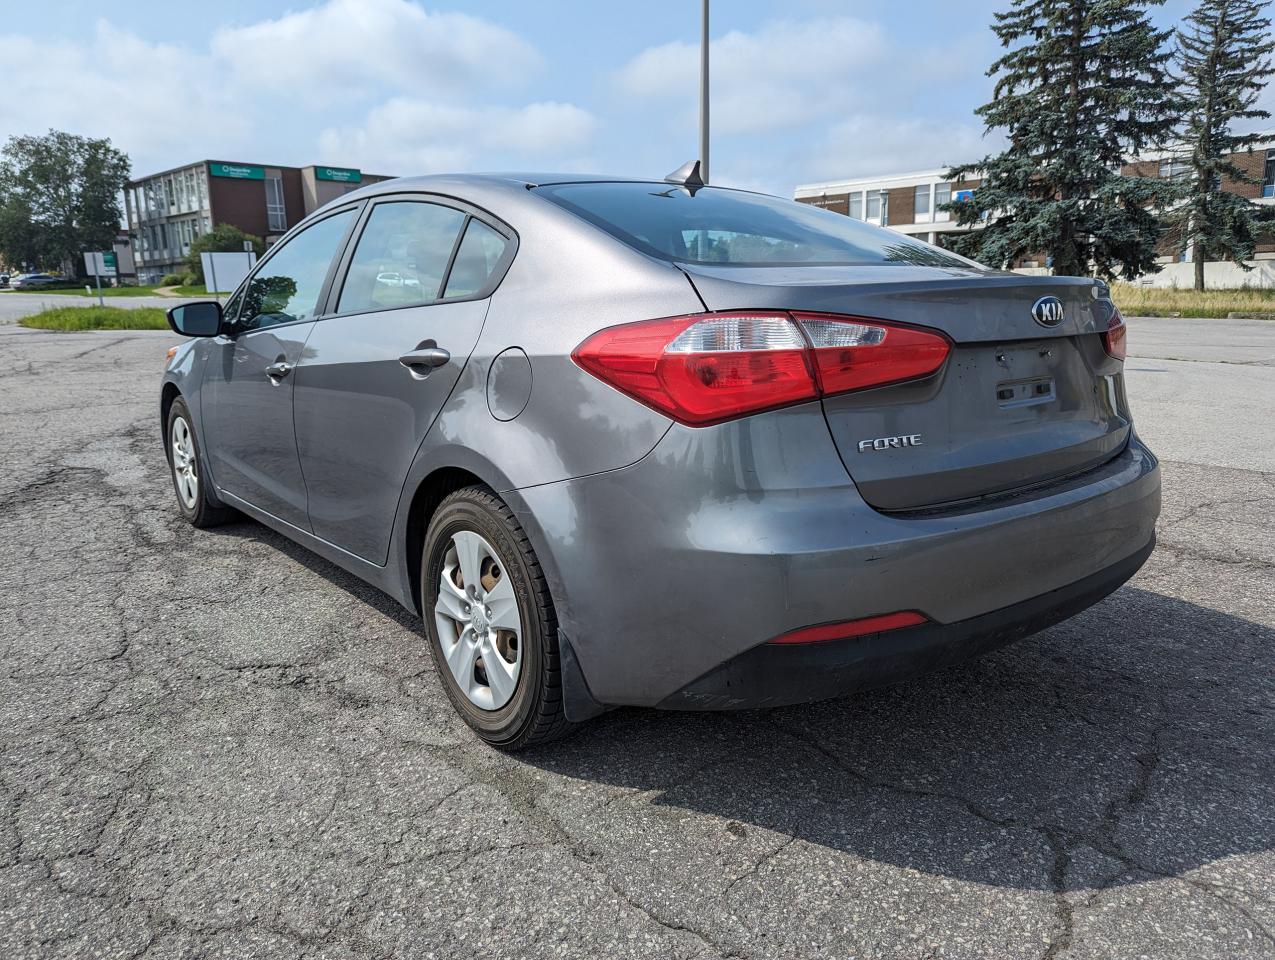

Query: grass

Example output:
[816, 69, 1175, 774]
[18, 305, 170, 331]
[1111, 283, 1275, 319]
[173, 285, 230, 297]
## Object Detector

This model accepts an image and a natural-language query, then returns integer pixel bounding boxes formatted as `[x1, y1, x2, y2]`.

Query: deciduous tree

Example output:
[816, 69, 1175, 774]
[0, 130, 129, 274]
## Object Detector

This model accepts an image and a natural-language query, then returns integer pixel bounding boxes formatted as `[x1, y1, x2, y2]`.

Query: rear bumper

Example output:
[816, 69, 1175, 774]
[509, 404, 1161, 709]
[658, 535, 1154, 710]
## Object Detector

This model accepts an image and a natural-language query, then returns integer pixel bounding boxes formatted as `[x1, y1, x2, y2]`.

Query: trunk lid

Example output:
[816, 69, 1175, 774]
[682, 264, 1130, 510]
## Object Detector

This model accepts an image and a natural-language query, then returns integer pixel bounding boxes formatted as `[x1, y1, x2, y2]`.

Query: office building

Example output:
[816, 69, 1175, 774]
[124, 161, 394, 283]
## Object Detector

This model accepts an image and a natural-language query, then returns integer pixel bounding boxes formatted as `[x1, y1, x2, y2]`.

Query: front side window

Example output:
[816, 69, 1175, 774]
[443, 219, 509, 298]
[539, 182, 969, 268]
[238, 208, 354, 331]
[337, 201, 466, 314]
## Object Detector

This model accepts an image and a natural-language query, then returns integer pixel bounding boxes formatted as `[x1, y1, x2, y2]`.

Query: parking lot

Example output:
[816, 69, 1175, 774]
[1, 315, 1272, 959]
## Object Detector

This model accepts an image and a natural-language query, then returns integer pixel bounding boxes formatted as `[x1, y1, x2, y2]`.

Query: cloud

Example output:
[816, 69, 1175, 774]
[806, 117, 999, 183]
[318, 98, 596, 173]
[0, 2, 587, 179]
[0, 21, 253, 168]
[210, 0, 540, 102]
[615, 18, 888, 135]
[612, 14, 1001, 195]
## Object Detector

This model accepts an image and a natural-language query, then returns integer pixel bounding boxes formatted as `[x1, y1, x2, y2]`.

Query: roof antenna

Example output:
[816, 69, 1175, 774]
[664, 160, 705, 194]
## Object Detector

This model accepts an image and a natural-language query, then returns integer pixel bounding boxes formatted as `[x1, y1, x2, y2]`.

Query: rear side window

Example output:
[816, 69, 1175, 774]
[443, 219, 508, 299]
[538, 182, 970, 268]
[338, 201, 466, 314]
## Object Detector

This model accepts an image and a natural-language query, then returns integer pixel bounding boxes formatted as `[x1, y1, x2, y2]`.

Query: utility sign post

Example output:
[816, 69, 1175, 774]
[83, 251, 118, 306]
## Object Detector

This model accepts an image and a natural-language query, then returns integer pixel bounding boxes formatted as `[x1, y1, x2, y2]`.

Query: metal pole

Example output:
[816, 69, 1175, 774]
[700, 0, 710, 184]
[94, 265, 104, 307]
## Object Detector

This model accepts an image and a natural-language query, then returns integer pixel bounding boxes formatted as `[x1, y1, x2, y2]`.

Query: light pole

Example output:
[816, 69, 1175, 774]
[700, 0, 710, 184]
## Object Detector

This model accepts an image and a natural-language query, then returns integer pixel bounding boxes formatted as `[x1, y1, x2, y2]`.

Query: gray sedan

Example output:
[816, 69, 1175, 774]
[160, 173, 1159, 749]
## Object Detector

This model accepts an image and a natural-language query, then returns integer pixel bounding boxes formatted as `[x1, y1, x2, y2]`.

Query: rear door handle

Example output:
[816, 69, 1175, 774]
[265, 360, 292, 380]
[399, 346, 450, 379]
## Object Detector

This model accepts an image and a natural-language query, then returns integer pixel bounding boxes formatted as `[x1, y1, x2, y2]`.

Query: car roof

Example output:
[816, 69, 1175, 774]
[371, 172, 656, 190]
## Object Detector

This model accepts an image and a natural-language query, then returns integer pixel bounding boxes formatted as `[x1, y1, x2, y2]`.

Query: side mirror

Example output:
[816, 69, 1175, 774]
[166, 301, 223, 337]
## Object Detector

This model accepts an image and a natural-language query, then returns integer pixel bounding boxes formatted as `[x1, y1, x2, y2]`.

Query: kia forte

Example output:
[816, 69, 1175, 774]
[160, 173, 1159, 749]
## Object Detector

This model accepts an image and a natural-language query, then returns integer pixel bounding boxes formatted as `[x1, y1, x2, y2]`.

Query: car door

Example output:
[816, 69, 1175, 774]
[292, 196, 516, 563]
[201, 206, 359, 528]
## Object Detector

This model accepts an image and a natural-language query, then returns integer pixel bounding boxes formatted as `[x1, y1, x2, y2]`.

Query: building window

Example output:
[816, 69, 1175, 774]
[865, 190, 886, 223]
[848, 192, 863, 220]
[265, 175, 287, 232]
[1159, 157, 1190, 180]
[1264, 150, 1275, 198]
[934, 183, 952, 222]
[914, 184, 931, 219]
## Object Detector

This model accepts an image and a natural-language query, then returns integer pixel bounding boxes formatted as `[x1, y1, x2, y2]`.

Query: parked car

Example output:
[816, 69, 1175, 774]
[160, 172, 1160, 750]
[10, 273, 61, 289]
[0, 274, 9, 288]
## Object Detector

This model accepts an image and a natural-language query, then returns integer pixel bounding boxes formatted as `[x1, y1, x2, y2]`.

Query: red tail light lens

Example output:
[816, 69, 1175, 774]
[795, 312, 951, 394]
[573, 311, 951, 426]
[769, 611, 928, 645]
[1101, 306, 1127, 361]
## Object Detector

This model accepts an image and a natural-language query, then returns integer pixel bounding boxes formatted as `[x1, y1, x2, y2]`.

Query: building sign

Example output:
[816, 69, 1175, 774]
[209, 162, 265, 180]
[954, 189, 975, 203]
[315, 166, 361, 183]
[84, 251, 117, 277]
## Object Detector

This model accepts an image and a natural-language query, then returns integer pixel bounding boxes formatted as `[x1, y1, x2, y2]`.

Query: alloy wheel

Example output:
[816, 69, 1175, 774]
[171, 416, 198, 510]
[434, 530, 523, 710]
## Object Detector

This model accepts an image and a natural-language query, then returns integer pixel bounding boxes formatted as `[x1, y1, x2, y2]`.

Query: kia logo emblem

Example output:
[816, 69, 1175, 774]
[1031, 296, 1066, 327]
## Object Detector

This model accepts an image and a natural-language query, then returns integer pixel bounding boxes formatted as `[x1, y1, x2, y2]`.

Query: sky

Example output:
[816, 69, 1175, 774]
[0, 0, 1228, 197]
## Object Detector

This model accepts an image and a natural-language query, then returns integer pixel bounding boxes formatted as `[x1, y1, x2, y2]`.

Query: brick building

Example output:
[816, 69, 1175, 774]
[795, 136, 1275, 272]
[124, 161, 395, 283]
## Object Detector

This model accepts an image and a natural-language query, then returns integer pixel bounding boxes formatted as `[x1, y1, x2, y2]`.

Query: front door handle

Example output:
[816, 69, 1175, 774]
[399, 346, 450, 379]
[265, 360, 292, 380]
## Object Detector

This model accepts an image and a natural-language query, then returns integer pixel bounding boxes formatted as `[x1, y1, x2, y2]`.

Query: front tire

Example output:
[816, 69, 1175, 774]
[166, 396, 236, 528]
[423, 486, 573, 750]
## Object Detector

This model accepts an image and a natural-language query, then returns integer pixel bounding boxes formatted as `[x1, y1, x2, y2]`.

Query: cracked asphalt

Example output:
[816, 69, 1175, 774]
[1, 317, 1272, 960]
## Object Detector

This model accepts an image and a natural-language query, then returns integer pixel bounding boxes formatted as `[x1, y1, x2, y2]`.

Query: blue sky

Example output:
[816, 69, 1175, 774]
[0, 0, 1215, 195]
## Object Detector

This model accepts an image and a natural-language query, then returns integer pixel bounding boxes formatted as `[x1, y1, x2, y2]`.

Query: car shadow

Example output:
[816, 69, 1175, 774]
[524, 585, 1274, 892]
[206, 515, 1273, 893]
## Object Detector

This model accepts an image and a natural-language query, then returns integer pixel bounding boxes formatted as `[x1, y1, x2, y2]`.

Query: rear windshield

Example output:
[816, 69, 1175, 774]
[537, 181, 970, 268]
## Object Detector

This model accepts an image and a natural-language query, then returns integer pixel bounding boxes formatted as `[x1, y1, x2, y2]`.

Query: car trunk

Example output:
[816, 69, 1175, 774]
[681, 264, 1130, 511]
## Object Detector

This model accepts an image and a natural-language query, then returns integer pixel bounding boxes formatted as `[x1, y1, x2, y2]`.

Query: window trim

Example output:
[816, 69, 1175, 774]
[221, 201, 364, 336]
[323, 191, 519, 321]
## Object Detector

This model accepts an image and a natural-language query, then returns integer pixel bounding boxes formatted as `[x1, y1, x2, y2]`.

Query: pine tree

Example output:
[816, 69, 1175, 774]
[944, 0, 1181, 279]
[1170, 0, 1275, 291]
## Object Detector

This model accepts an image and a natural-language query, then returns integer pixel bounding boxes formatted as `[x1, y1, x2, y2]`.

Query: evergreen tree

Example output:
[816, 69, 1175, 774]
[944, 0, 1181, 279]
[1170, 0, 1275, 291]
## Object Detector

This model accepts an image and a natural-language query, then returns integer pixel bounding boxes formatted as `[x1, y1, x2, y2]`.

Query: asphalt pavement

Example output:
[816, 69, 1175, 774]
[0, 315, 1271, 959]
[0, 291, 199, 325]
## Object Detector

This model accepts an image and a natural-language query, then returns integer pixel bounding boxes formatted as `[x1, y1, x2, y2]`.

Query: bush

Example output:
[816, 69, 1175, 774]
[160, 272, 185, 286]
[181, 272, 198, 287]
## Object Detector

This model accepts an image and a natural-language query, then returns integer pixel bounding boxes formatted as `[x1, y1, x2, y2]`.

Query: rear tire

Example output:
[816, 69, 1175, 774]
[166, 396, 236, 528]
[423, 485, 574, 750]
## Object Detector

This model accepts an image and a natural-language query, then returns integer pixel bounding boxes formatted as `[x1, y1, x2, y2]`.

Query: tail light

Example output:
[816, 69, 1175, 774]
[769, 611, 928, 645]
[1101, 306, 1127, 361]
[572, 311, 951, 426]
